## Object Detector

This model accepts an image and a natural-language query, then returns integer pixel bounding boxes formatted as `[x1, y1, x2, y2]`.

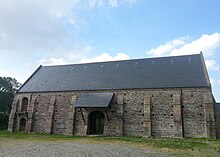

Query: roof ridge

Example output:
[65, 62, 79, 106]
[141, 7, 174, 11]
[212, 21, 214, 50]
[43, 53, 201, 67]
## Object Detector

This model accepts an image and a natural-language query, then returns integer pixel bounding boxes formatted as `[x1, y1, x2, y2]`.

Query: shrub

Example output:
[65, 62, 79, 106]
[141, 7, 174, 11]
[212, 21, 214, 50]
[0, 112, 9, 130]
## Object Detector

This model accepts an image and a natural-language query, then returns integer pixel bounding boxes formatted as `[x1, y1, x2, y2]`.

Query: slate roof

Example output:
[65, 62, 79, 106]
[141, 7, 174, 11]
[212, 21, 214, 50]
[18, 53, 210, 93]
[74, 93, 114, 108]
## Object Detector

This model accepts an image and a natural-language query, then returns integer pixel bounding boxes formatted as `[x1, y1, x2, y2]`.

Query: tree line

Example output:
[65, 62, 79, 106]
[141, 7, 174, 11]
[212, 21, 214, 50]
[0, 76, 21, 130]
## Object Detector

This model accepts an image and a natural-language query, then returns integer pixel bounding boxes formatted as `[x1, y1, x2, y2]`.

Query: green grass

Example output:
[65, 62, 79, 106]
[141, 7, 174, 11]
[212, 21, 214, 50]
[0, 130, 84, 141]
[1, 130, 220, 156]
[102, 136, 209, 149]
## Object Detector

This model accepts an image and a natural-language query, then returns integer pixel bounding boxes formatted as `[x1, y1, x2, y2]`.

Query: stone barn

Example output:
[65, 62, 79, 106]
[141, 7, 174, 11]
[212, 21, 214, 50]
[8, 53, 218, 138]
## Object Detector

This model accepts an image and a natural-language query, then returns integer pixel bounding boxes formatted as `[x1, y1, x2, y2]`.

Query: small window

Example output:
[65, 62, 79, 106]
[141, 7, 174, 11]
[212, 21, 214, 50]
[170, 59, 173, 64]
[21, 97, 28, 112]
[188, 58, 191, 63]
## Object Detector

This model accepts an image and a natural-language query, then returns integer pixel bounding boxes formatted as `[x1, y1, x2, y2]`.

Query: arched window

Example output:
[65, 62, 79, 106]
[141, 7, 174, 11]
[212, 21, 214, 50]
[21, 97, 28, 112]
[88, 111, 105, 135]
[19, 118, 26, 132]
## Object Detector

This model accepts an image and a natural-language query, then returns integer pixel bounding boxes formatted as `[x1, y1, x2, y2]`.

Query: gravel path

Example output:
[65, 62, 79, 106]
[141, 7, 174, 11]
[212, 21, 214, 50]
[0, 141, 174, 157]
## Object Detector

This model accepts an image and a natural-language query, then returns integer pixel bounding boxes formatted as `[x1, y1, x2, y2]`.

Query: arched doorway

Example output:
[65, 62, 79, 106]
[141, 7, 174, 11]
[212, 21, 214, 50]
[19, 118, 26, 132]
[88, 111, 105, 135]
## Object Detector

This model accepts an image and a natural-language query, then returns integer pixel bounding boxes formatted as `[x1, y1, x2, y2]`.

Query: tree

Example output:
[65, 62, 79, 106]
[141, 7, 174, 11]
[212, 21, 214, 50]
[0, 77, 22, 113]
[0, 112, 9, 130]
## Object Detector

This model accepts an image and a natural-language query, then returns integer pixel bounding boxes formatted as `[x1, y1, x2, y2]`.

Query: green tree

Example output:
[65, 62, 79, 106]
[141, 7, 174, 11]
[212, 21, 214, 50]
[0, 112, 9, 130]
[0, 77, 22, 113]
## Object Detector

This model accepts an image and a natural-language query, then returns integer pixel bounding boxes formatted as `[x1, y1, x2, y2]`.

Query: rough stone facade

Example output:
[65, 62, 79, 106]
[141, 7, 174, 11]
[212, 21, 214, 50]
[215, 103, 220, 139]
[8, 87, 217, 138]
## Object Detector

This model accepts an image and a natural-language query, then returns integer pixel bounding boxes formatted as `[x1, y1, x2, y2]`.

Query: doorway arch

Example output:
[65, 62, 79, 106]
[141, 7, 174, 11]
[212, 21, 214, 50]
[88, 111, 105, 135]
[19, 118, 26, 132]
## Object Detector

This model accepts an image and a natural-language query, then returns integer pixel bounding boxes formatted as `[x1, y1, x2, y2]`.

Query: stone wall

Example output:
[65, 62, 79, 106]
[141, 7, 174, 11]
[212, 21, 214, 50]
[32, 94, 50, 132]
[215, 103, 220, 139]
[182, 88, 206, 138]
[8, 87, 216, 138]
[150, 91, 175, 137]
[52, 94, 72, 134]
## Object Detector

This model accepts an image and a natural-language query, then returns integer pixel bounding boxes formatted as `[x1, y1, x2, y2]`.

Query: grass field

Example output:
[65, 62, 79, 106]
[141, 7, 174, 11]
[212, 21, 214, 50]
[0, 130, 220, 157]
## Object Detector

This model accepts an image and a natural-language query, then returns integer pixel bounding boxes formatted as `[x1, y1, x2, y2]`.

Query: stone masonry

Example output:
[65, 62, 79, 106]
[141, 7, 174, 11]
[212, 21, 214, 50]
[8, 87, 217, 138]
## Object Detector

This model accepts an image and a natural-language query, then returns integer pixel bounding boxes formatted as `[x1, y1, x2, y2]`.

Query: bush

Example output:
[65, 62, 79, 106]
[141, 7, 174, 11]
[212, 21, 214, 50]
[0, 112, 9, 130]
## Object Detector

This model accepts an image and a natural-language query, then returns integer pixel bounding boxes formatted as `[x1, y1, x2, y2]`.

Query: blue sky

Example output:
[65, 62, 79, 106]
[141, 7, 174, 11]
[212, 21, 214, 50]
[0, 0, 220, 101]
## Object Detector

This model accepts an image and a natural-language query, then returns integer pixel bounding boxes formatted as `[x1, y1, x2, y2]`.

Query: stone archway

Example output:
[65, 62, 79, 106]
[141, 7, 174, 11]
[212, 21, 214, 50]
[88, 111, 105, 135]
[19, 118, 26, 132]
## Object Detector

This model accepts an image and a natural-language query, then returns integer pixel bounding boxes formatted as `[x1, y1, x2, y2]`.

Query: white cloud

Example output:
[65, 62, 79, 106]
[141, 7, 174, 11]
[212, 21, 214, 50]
[125, 0, 137, 5]
[0, 69, 24, 83]
[38, 52, 129, 66]
[170, 33, 220, 56]
[0, 0, 136, 58]
[147, 38, 186, 56]
[146, 33, 220, 73]
[108, 0, 136, 8]
[39, 58, 71, 66]
[80, 53, 130, 63]
[0, 70, 11, 77]
[205, 60, 220, 71]
[146, 33, 220, 57]
[0, 0, 82, 55]
[210, 78, 220, 85]
[88, 0, 104, 7]
[109, 0, 118, 8]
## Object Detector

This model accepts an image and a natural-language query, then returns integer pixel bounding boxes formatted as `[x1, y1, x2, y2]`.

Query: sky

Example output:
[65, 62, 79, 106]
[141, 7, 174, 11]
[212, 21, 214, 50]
[0, 0, 220, 101]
